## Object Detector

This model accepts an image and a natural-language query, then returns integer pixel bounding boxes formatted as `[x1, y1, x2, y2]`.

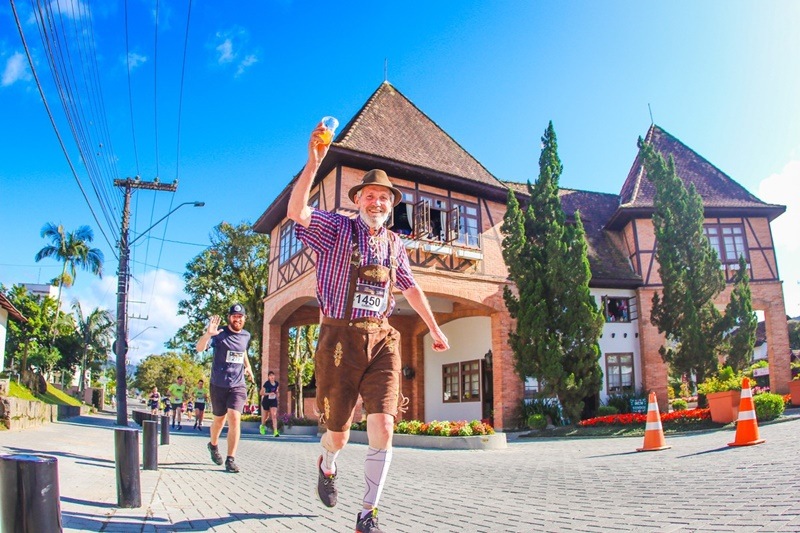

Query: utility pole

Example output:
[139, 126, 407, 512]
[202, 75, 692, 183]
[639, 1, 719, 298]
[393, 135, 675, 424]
[113, 177, 177, 426]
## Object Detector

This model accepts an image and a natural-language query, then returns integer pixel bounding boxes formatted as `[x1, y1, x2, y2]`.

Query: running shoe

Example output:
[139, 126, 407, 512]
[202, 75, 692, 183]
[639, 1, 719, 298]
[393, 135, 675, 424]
[259, 424, 266, 435]
[207, 442, 223, 465]
[225, 457, 240, 473]
[316, 456, 338, 507]
[355, 509, 383, 533]
[274, 431, 280, 437]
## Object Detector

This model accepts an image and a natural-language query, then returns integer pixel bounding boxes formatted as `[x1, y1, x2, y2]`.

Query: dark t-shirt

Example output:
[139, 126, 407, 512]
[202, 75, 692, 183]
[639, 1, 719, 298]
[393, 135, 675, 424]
[262, 381, 279, 398]
[209, 326, 251, 388]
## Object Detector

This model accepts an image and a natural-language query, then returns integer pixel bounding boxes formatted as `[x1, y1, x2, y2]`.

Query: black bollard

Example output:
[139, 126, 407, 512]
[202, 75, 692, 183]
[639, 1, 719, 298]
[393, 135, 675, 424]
[114, 427, 141, 508]
[160, 415, 170, 445]
[0, 454, 62, 532]
[143, 420, 158, 470]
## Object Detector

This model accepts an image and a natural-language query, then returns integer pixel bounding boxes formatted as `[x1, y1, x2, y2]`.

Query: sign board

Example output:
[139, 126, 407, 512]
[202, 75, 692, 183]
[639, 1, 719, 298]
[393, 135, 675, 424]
[629, 398, 648, 414]
[752, 366, 769, 377]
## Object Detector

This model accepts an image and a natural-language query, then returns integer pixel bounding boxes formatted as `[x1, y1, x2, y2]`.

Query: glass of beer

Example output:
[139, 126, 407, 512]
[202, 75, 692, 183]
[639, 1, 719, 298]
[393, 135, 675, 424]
[319, 116, 339, 145]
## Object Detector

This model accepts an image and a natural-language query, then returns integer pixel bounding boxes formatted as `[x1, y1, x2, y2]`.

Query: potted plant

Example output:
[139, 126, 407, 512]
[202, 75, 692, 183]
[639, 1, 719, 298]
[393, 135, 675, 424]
[789, 362, 800, 407]
[697, 366, 742, 424]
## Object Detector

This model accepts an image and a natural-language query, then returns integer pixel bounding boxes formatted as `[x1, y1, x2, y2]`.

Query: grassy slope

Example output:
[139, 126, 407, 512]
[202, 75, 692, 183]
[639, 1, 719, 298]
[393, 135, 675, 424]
[4, 381, 83, 406]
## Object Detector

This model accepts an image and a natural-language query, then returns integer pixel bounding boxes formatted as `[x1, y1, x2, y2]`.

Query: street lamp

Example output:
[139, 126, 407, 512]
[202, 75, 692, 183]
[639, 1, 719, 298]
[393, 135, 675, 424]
[114, 199, 204, 425]
[130, 325, 158, 341]
[130, 202, 205, 246]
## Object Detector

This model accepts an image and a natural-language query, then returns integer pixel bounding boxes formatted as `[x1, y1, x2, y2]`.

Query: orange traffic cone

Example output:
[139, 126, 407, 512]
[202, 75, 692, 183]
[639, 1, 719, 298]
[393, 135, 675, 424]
[728, 377, 765, 447]
[636, 391, 671, 452]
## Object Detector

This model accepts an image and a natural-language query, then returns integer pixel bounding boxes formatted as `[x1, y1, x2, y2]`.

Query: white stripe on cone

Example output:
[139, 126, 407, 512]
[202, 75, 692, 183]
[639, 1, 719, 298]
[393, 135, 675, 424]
[738, 410, 756, 420]
[645, 421, 663, 431]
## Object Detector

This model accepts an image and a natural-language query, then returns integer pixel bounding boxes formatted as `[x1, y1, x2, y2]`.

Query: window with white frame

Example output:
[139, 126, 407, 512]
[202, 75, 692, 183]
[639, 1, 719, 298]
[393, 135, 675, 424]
[703, 224, 748, 265]
[453, 202, 480, 248]
[602, 296, 635, 322]
[524, 377, 545, 399]
[279, 196, 318, 265]
[606, 353, 634, 394]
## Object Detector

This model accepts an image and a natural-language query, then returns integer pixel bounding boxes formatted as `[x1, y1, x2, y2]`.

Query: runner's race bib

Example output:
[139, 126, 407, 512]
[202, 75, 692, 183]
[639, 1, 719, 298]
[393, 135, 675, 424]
[226, 350, 245, 364]
[353, 283, 388, 313]
[268, 393, 276, 399]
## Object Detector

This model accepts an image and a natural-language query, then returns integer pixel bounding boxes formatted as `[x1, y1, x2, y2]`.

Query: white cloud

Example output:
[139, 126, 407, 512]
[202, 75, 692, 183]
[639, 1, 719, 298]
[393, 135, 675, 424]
[236, 54, 258, 77]
[125, 52, 147, 70]
[216, 38, 235, 64]
[758, 160, 800, 317]
[65, 268, 188, 364]
[212, 28, 259, 77]
[2, 52, 32, 87]
[50, 0, 89, 19]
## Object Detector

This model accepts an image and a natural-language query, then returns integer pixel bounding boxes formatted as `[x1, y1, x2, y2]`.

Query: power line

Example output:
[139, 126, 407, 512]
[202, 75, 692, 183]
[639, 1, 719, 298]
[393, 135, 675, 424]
[10, 0, 118, 257]
[123, 0, 141, 176]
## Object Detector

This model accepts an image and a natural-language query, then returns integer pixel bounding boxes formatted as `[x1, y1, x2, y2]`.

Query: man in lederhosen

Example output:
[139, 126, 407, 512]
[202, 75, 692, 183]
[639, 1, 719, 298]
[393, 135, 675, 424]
[288, 123, 449, 533]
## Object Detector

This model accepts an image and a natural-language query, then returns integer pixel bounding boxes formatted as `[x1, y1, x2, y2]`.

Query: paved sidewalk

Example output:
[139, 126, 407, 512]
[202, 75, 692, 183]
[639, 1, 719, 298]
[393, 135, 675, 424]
[2, 411, 800, 532]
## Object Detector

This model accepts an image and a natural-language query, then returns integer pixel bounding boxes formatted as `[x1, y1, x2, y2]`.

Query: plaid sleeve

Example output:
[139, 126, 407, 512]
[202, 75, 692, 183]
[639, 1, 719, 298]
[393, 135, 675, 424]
[392, 234, 417, 291]
[295, 208, 344, 253]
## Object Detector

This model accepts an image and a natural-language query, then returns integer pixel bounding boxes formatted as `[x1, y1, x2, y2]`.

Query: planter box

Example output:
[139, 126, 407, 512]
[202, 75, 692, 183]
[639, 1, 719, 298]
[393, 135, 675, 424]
[706, 390, 740, 424]
[283, 425, 320, 436]
[789, 380, 800, 407]
[348, 430, 507, 450]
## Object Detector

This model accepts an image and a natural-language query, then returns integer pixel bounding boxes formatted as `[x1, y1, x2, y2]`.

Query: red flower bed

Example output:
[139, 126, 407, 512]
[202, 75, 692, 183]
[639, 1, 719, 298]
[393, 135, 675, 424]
[579, 408, 710, 427]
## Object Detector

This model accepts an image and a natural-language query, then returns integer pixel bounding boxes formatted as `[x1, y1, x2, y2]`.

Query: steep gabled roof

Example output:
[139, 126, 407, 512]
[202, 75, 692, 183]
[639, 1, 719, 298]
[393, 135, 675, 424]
[253, 82, 507, 234]
[505, 182, 641, 288]
[0, 292, 27, 323]
[335, 82, 503, 188]
[619, 125, 782, 210]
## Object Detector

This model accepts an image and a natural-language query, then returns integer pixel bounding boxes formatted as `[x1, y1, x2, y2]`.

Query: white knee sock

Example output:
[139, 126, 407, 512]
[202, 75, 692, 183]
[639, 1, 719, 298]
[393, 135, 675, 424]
[362, 447, 392, 515]
[320, 438, 340, 474]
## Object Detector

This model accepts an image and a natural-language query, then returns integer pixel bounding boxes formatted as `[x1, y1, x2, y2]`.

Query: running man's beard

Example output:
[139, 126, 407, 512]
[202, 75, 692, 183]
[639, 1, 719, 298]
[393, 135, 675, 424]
[359, 210, 389, 229]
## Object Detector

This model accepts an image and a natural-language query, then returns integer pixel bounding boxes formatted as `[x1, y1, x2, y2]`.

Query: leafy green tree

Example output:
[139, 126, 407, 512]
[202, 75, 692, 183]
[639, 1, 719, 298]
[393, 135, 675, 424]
[169, 221, 269, 385]
[718, 256, 757, 372]
[72, 302, 114, 391]
[641, 139, 726, 391]
[133, 352, 206, 395]
[34, 223, 104, 338]
[788, 320, 800, 351]
[4, 285, 60, 382]
[501, 122, 604, 424]
[287, 324, 318, 417]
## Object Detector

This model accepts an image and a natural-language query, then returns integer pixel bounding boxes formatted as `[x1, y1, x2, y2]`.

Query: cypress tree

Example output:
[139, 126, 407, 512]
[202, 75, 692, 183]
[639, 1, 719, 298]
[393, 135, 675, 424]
[640, 139, 726, 388]
[719, 255, 757, 372]
[502, 122, 604, 424]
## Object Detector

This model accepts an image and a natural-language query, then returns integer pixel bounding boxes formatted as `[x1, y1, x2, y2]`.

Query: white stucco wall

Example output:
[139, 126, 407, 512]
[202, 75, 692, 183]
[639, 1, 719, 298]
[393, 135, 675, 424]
[423, 316, 491, 422]
[0, 308, 8, 373]
[593, 289, 642, 403]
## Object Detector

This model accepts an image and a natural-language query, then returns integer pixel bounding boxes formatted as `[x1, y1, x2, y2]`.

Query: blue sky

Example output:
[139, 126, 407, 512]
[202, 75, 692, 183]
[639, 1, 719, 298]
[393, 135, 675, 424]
[1, 1, 798, 361]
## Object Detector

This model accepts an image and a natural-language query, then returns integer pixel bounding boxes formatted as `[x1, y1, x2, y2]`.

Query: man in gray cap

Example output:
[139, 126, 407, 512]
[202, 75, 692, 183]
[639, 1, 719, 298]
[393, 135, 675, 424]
[196, 304, 254, 473]
[288, 123, 449, 533]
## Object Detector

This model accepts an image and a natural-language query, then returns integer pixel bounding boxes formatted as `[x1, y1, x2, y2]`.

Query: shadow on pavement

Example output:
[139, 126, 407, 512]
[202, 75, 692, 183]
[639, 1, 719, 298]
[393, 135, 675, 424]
[676, 446, 732, 458]
[61, 496, 117, 508]
[2, 446, 114, 465]
[62, 511, 318, 531]
[584, 450, 642, 458]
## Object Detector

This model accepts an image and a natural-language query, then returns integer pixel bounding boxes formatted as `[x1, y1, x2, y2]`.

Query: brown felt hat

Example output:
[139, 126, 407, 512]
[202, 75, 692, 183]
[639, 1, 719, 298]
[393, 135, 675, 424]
[347, 169, 402, 206]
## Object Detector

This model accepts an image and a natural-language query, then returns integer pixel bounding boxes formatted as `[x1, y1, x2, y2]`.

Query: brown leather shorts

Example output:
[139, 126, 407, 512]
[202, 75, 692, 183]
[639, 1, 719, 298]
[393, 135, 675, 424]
[315, 317, 401, 432]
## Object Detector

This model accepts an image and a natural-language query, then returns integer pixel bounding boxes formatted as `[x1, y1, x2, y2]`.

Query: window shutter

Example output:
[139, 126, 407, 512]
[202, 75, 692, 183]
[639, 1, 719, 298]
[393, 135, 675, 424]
[627, 297, 638, 322]
[446, 207, 459, 243]
[414, 199, 431, 238]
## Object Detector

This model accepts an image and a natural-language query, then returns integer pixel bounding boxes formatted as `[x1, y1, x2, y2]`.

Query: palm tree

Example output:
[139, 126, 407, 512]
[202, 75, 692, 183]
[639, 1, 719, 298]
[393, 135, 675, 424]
[34, 223, 104, 338]
[72, 302, 114, 392]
